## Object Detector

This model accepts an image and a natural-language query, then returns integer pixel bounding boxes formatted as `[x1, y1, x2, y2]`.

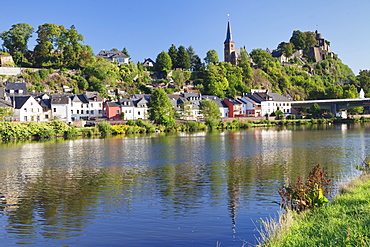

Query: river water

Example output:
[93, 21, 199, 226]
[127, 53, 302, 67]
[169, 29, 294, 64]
[0, 123, 369, 246]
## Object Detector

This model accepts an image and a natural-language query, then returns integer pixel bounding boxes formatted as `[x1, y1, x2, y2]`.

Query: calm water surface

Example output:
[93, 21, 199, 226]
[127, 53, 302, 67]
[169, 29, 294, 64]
[0, 124, 369, 246]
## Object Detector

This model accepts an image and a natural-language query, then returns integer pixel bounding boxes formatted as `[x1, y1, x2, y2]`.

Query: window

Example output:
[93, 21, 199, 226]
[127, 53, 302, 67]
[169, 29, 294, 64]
[138, 111, 141, 115]
[37, 116, 40, 121]
[99, 103, 102, 108]
[24, 108, 27, 112]
[71, 110, 73, 114]
[98, 110, 102, 114]
[53, 108, 56, 112]
[24, 116, 27, 121]
[77, 110, 79, 114]
[91, 103, 93, 107]
[116, 110, 120, 114]
[31, 108, 34, 112]
[31, 116, 34, 121]
[81, 110, 84, 114]
[45, 114, 49, 119]
[30, 102, 33, 106]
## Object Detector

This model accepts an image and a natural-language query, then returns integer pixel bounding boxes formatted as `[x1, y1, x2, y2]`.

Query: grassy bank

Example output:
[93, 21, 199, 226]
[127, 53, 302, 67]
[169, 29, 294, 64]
[0, 117, 366, 141]
[261, 174, 370, 246]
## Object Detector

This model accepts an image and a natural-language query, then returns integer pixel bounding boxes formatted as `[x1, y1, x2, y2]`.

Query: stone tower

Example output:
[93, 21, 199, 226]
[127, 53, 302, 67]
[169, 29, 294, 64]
[224, 20, 237, 65]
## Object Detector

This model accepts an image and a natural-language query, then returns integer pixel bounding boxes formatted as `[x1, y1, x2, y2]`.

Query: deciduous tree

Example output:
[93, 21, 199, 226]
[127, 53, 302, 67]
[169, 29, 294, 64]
[148, 88, 175, 125]
[0, 23, 34, 65]
[155, 51, 172, 76]
[204, 49, 219, 65]
[200, 99, 221, 122]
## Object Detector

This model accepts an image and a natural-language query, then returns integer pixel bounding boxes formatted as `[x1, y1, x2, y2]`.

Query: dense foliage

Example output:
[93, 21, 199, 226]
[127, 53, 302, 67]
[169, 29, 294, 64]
[1, 23, 368, 102]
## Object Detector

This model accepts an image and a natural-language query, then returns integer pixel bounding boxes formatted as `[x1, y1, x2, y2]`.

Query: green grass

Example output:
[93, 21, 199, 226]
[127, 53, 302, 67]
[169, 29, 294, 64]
[263, 175, 370, 246]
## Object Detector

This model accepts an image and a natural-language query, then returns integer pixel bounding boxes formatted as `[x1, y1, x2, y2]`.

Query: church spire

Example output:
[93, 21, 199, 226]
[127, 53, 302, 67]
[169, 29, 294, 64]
[224, 20, 233, 44]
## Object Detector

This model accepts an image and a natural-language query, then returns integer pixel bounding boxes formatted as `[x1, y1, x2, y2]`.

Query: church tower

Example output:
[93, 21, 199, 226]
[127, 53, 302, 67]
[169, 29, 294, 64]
[224, 20, 237, 65]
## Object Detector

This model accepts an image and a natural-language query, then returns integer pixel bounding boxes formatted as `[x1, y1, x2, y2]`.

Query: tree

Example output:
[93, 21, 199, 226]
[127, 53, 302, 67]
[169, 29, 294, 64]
[303, 31, 317, 48]
[357, 70, 370, 95]
[187, 46, 202, 71]
[148, 88, 175, 125]
[57, 25, 85, 67]
[0, 106, 13, 121]
[249, 48, 278, 70]
[290, 30, 305, 50]
[204, 49, 219, 65]
[155, 51, 172, 76]
[277, 42, 294, 58]
[290, 30, 317, 51]
[203, 63, 228, 98]
[200, 99, 221, 123]
[309, 103, 322, 117]
[122, 47, 130, 57]
[0, 23, 34, 65]
[177, 45, 190, 70]
[168, 44, 178, 69]
[33, 23, 63, 66]
[83, 58, 120, 93]
[238, 48, 253, 85]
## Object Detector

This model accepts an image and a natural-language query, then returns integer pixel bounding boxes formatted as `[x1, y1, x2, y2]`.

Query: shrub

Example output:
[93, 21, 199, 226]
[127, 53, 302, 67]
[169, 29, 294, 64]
[278, 164, 331, 212]
[97, 122, 113, 134]
[126, 120, 136, 126]
[37, 128, 55, 138]
[38, 69, 49, 80]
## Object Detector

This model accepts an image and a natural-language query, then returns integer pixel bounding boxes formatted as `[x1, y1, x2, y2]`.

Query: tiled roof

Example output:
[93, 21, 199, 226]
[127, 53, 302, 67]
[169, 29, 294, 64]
[96, 50, 128, 59]
[51, 94, 70, 104]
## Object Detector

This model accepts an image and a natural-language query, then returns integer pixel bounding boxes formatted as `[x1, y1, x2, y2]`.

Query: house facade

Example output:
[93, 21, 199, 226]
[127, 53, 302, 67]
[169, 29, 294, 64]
[105, 102, 122, 120]
[50, 94, 72, 122]
[96, 50, 129, 65]
[12, 96, 44, 122]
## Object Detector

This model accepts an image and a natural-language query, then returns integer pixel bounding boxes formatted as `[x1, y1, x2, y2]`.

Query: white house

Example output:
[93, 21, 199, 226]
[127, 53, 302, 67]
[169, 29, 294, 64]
[133, 97, 148, 120]
[246, 89, 292, 116]
[50, 94, 72, 122]
[84, 92, 104, 118]
[96, 50, 129, 65]
[12, 96, 44, 122]
[120, 98, 135, 120]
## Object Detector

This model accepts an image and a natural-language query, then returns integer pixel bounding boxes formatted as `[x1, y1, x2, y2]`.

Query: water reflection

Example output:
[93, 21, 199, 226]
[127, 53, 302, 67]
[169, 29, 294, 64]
[0, 124, 370, 246]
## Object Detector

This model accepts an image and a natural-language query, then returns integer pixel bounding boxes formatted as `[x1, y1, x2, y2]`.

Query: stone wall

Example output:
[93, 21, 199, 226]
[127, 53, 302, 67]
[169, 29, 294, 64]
[0, 67, 41, 76]
[0, 67, 22, 76]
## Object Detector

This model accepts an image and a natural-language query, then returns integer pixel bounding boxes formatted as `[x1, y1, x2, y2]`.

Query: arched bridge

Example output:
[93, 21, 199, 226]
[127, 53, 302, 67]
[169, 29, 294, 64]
[291, 98, 370, 116]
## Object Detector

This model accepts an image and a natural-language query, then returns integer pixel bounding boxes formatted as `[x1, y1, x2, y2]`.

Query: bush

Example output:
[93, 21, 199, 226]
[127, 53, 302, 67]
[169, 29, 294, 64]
[37, 128, 55, 138]
[38, 69, 49, 80]
[278, 164, 331, 212]
[286, 114, 296, 120]
[97, 122, 113, 134]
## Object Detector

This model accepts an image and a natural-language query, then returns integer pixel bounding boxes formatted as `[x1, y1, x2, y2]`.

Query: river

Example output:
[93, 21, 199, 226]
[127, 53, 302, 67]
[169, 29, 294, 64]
[0, 123, 369, 246]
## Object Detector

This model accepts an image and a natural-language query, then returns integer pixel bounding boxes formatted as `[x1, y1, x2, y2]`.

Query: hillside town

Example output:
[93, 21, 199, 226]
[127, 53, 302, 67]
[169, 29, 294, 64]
[0, 81, 293, 123]
[0, 20, 366, 124]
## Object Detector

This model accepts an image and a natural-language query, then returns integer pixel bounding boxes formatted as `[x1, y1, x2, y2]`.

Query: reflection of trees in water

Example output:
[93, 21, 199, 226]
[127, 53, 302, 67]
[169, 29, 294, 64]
[4, 167, 108, 241]
[154, 162, 211, 216]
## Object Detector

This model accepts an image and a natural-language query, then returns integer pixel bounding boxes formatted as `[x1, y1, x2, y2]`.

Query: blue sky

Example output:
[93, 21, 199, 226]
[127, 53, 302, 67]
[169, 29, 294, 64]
[1, 0, 369, 74]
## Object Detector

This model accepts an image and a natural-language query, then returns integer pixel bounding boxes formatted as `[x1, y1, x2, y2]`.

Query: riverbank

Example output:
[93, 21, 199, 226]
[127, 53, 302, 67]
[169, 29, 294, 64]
[0, 117, 368, 141]
[260, 173, 370, 246]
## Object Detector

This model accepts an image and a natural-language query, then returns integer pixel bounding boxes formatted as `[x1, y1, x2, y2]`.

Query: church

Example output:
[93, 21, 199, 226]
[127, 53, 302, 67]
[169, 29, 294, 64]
[224, 20, 241, 65]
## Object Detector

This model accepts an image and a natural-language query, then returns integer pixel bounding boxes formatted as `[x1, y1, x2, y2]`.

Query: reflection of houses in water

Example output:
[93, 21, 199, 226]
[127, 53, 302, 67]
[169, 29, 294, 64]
[0, 143, 46, 211]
